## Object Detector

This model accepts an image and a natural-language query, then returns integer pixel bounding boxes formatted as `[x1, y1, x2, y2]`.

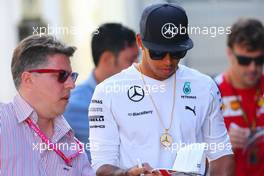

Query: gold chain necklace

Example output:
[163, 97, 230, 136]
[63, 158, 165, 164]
[138, 64, 176, 147]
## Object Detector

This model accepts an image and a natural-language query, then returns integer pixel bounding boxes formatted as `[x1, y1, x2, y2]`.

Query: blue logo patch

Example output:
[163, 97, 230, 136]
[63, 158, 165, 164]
[183, 82, 191, 95]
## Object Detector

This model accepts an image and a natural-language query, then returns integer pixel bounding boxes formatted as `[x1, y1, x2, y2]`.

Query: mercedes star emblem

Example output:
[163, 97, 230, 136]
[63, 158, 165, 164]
[127, 85, 145, 102]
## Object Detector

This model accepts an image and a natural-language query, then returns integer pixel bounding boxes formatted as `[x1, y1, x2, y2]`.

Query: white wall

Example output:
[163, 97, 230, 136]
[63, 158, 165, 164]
[0, 0, 21, 103]
[179, 1, 264, 76]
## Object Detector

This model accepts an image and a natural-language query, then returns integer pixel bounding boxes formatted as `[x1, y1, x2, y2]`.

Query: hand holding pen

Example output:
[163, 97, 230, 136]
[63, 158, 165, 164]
[124, 159, 153, 176]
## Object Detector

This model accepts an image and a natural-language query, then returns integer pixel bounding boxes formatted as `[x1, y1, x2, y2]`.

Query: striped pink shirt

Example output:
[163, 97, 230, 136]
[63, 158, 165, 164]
[0, 94, 95, 176]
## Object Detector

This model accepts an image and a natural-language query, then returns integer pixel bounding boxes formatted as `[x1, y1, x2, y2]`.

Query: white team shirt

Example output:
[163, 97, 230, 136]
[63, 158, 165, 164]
[89, 64, 233, 171]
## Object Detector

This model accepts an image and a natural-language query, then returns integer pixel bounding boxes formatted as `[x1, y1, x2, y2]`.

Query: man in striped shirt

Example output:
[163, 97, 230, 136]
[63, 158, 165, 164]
[0, 35, 94, 176]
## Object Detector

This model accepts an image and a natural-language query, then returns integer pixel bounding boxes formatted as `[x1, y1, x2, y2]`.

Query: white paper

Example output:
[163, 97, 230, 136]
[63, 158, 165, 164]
[172, 143, 206, 175]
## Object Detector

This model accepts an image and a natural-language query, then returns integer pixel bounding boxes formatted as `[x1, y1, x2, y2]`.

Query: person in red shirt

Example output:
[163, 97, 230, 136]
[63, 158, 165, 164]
[216, 18, 264, 176]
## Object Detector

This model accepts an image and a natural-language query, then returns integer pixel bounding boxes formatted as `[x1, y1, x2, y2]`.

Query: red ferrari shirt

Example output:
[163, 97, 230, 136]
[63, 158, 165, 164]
[216, 74, 264, 176]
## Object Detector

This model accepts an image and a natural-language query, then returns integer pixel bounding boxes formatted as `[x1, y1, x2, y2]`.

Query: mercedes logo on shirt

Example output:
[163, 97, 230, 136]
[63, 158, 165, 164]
[127, 85, 145, 102]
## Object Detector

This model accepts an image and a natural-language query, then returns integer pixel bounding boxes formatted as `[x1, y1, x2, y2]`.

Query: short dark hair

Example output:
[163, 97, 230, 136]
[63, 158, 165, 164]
[11, 35, 76, 89]
[228, 18, 264, 51]
[91, 23, 136, 67]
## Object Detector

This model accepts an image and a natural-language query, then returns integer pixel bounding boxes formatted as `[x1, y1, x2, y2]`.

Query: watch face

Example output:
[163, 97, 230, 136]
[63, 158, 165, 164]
[160, 133, 173, 147]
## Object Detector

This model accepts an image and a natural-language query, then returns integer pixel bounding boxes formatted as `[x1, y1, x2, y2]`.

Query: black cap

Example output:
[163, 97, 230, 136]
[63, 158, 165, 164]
[140, 3, 193, 52]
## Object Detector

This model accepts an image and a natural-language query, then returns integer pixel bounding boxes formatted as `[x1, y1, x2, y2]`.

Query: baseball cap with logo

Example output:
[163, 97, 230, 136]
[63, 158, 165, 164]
[140, 3, 193, 52]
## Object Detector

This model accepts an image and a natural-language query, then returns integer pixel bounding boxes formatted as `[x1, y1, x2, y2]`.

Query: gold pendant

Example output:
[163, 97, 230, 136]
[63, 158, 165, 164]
[160, 130, 173, 147]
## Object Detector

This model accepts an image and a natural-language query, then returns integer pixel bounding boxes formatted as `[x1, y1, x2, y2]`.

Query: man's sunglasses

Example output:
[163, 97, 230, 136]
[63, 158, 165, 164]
[234, 54, 264, 66]
[28, 69, 78, 83]
[148, 49, 187, 60]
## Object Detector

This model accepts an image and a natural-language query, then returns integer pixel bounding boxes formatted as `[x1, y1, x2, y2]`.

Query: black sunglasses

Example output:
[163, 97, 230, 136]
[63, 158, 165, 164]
[148, 49, 187, 60]
[28, 69, 79, 83]
[234, 54, 264, 66]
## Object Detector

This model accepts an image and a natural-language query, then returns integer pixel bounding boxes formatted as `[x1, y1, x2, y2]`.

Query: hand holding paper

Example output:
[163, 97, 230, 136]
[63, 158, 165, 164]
[152, 143, 207, 176]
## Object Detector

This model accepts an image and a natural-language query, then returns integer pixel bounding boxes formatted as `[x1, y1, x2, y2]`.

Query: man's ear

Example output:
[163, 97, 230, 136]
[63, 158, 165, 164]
[99, 51, 116, 67]
[20, 71, 34, 89]
[227, 47, 233, 57]
[227, 47, 235, 64]
[136, 34, 143, 49]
